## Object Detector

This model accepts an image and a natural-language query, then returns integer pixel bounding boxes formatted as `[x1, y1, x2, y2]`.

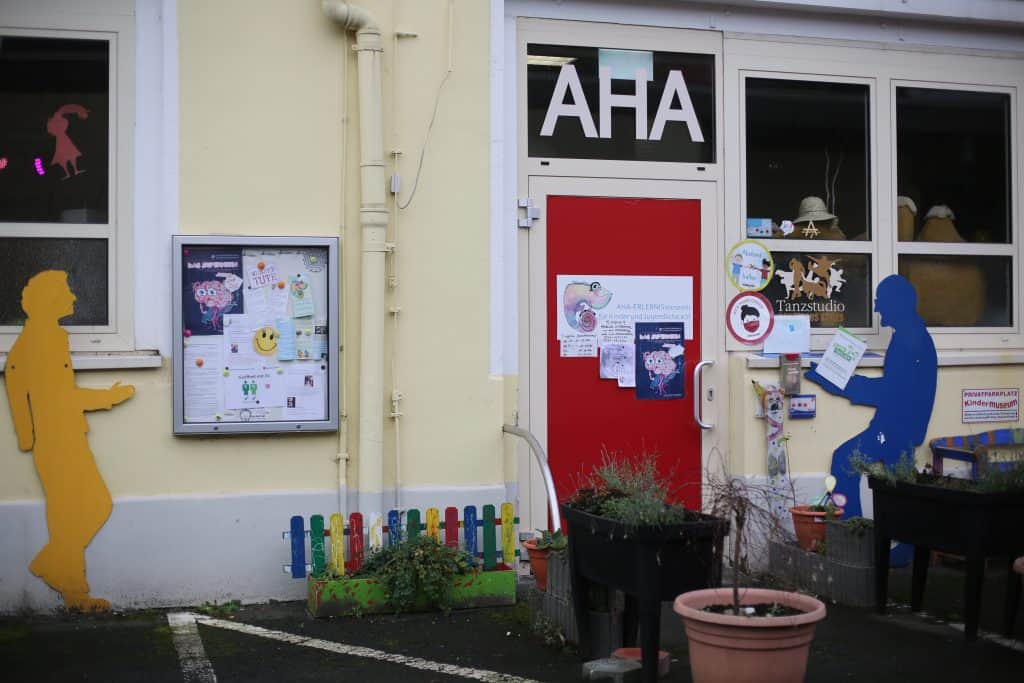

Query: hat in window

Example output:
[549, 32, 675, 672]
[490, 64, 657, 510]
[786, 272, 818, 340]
[794, 196, 836, 223]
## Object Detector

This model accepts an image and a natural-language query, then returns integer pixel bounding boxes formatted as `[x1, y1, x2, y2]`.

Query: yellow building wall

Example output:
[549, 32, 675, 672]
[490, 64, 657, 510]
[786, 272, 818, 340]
[0, 0, 502, 503]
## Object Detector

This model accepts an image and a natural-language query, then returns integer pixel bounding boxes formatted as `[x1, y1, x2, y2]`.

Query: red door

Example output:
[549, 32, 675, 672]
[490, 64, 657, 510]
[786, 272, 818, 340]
[546, 195, 703, 510]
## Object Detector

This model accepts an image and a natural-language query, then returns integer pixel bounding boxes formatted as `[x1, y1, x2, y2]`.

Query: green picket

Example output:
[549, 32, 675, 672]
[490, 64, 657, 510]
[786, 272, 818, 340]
[482, 504, 496, 571]
[310, 514, 325, 576]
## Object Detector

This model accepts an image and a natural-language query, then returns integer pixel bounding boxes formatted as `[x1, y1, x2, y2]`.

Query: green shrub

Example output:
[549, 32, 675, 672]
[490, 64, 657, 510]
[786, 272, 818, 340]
[534, 528, 567, 552]
[351, 535, 478, 615]
[566, 451, 694, 527]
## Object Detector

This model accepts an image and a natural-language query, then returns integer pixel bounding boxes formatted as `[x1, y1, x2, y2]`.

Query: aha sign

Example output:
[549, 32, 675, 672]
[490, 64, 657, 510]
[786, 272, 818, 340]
[527, 44, 715, 163]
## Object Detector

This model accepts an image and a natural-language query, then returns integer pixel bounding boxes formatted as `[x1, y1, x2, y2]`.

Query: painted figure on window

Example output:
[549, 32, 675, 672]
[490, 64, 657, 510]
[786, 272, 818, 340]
[46, 104, 89, 180]
[805, 274, 937, 561]
[4, 271, 134, 611]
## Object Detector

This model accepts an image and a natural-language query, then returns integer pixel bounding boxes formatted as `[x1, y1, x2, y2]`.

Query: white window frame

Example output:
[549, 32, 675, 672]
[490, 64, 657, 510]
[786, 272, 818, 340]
[726, 34, 1023, 352]
[0, 2, 135, 354]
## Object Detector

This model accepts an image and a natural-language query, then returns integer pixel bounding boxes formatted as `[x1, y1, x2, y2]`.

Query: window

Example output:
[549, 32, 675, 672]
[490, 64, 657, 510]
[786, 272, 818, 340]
[895, 86, 1013, 328]
[0, 9, 135, 353]
[743, 75, 874, 331]
[733, 40, 1022, 349]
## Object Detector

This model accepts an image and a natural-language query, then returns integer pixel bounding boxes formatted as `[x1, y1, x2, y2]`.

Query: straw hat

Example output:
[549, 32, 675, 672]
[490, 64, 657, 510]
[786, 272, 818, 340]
[795, 196, 836, 223]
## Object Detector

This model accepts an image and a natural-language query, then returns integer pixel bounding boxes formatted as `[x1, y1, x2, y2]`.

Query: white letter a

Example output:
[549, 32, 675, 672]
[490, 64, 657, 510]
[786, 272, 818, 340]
[650, 69, 705, 142]
[540, 65, 598, 138]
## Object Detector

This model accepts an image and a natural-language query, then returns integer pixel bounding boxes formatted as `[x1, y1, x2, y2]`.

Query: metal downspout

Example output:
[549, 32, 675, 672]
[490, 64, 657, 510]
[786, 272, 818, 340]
[323, 0, 388, 544]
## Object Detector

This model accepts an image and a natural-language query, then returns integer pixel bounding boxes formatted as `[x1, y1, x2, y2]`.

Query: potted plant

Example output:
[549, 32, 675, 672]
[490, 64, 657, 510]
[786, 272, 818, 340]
[560, 451, 728, 682]
[789, 501, 844, 552]
[522, 528, 566, 591]
[852, 453, 1024, 640]
[674, 462, 827, 683]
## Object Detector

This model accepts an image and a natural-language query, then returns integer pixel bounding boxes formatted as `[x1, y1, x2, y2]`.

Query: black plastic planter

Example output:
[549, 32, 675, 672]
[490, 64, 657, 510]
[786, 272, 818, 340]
[869, 476, 1024, 640]
[560, 504, 727, 682]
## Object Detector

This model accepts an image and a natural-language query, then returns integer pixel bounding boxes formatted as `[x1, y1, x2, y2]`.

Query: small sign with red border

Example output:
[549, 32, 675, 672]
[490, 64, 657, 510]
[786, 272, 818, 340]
[726, 292, 774, 345]
[962, 388, 1020, 424]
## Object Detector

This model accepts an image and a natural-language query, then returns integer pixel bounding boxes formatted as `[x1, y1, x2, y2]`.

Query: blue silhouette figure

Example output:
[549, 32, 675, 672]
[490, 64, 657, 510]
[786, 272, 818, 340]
[805, 275, 937, 563]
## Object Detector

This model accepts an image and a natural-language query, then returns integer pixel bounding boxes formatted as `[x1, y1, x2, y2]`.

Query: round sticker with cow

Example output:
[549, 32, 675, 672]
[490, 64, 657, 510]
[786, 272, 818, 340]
[726, 292, 774, 344]
[726, 239, 774, 292]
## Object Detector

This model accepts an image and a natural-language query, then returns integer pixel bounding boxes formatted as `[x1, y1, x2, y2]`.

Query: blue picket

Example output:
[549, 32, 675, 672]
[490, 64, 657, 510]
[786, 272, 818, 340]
[463, 505, 477, 559]
[387, 509, 401, 546]
[289, 515, 306, 578]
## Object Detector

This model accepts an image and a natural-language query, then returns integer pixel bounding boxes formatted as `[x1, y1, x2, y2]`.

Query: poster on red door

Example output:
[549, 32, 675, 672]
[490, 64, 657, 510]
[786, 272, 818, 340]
[556, 274, 693, 358]
[635, 322, 685, 400]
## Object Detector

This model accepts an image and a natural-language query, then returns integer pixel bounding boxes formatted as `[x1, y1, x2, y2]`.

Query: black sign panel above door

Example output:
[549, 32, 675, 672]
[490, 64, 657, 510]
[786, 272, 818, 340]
[527, 44, 715, 163]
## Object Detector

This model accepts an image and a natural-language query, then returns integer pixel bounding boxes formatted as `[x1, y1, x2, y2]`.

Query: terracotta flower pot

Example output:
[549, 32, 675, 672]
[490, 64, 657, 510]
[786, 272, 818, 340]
[674, 587, 826, 683]
[522, 540, 550, 591]
[789, 505, 844, 552]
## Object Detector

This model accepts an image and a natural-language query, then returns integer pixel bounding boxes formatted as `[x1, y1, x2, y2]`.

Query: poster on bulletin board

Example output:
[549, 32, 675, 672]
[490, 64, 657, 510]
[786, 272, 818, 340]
[172, 235, 339, 435]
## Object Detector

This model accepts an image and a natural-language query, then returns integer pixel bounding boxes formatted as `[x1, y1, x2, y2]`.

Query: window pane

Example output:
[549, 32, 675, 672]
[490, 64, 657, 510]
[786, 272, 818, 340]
[0, 237, 108, 326]
[746, 79, 870, 241]
[0, 36, 109, 223]
[899, 254, 1012, 327]
[897, 88, 1010, 244]
[763, 251, 872, 328]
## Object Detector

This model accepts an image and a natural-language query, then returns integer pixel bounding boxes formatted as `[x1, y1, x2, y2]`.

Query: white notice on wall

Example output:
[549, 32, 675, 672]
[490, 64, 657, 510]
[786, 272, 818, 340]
[815, 327, 867, 390]
[183, 338, 223, 421]
[561, 334, 598, 358]
[962, 388, 1020, 424]
[225, 368, 285, 409]
[282, 363, 328, 420]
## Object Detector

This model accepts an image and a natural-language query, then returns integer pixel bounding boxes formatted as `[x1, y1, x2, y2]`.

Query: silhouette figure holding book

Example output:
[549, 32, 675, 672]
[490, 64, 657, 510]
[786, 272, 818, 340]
[805, 275, 937, 525]
[4, 271, 134, 611]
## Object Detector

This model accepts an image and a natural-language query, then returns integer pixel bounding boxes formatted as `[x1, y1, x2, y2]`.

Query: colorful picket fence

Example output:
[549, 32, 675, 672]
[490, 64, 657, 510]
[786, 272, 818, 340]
[283, 503, 519, 579]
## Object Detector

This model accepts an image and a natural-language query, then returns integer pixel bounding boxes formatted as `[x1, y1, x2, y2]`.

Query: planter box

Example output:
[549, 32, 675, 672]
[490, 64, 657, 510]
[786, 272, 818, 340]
[869, 476, 1024, 640]
[560, 504, 727, 682]
[825, 520, 874, 567]
[769, 540, 875, 608]
[306, 565, 516, 618]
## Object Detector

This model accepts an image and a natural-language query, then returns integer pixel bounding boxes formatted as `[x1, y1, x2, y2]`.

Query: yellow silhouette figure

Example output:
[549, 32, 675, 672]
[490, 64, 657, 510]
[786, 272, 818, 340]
[4, 271, 134, 611]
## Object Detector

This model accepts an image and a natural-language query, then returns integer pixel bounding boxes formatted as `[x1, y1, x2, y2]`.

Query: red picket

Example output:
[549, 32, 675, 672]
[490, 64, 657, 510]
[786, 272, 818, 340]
[444, 507, 459, 548]
[347, 512, 364, 574]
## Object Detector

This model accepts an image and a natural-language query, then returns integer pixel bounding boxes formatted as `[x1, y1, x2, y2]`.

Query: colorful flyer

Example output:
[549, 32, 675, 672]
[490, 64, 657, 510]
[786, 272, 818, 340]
[289, 273, 315, 318]
[726, 239, 774, 292]
[726, 292, 774, 344]
[182, 247, 244, 335]
[634, 322, 684, 400]
[295, 324, 316, 360]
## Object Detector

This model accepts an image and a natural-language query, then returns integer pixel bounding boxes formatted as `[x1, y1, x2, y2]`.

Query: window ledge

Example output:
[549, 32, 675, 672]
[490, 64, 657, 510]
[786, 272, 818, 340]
[746, 350, 1024, 369]
[0, 351, 163, 372]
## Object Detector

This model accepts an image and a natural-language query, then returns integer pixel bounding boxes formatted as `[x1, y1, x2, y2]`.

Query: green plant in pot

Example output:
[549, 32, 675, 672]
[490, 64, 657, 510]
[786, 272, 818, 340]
[522, 528, 566, 591]
[849, 452, 1024, 640]
[673, 456, 827, 683]
[789, 474, 845, 551]
[560, 451, 728, 683]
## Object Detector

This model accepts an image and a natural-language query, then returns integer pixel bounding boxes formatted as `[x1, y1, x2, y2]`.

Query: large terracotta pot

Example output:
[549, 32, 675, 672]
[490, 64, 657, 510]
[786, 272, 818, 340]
[522, 540, 550, 591]
[789, 505, 844, 551]
[674, 587, 826, 683]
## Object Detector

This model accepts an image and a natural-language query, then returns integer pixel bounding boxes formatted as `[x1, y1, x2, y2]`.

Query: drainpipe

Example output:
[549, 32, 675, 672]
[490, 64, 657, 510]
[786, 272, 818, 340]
[322, 0, 388, 546]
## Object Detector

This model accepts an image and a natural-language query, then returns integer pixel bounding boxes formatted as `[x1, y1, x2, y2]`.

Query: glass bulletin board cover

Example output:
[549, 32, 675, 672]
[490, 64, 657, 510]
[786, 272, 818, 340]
[172, 235, 339, 435]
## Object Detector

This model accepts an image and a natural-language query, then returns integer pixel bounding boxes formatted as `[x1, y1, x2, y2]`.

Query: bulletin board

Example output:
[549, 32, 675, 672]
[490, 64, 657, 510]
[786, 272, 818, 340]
[172, 235, 339, 435]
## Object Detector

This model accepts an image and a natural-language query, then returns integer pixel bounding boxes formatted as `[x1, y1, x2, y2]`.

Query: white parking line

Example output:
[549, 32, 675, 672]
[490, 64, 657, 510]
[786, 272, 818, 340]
[167, 612, 218, 683]
[187, 612, 543, 683]
[948, 623, 1024, 652]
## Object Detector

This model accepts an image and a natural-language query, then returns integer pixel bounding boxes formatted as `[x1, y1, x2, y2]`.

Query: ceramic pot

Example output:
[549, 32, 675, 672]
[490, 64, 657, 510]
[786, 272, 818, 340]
[673, 587, 826, 683]
[790, 505, 844, 552]
[522, 540, 550, 591]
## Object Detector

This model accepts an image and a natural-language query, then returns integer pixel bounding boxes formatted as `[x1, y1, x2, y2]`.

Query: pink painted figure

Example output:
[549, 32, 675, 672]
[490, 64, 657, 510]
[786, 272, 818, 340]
[46, 104, 90, 180]
[643, 349, 679, 396]
[192, 280, 236, 331]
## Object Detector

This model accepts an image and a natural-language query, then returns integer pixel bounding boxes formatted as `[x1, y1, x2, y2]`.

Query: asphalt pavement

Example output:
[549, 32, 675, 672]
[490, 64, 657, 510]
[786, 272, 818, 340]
[1, 563, 1022, 682]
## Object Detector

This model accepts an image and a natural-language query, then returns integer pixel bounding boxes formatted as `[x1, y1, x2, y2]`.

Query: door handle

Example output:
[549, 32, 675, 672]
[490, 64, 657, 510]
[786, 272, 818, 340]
[694, 359, 714, 430]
